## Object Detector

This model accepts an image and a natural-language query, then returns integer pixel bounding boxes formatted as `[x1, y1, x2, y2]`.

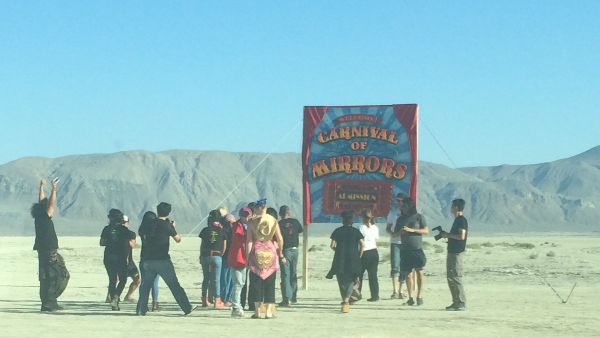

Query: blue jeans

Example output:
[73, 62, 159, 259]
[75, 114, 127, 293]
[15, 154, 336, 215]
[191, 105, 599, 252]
[136, 259, 193, 315]
[391, 243, 405, 283]
[201, 255, 222, 299]
[139, 258, 159, 302]
[280, 247, 299, 302]
[221, 258, 233, 302]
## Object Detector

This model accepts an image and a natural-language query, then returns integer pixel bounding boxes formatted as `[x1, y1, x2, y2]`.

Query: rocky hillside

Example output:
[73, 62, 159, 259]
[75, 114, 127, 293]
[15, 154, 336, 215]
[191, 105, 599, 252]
[1, 147, 599, 235]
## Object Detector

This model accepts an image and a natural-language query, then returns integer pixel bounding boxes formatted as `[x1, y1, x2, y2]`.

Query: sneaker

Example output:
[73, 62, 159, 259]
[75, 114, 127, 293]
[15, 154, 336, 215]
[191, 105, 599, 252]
[447, 303, 467, 311]
[367, 298, 380, 302]
[278, 301, 291, 307]
[291, 297, 297, 304]
[110, 297, 120, 311]
[41, 306, 57, 312]
[398, 293, 406, 299]
[231, 308, 245, 318]
[184, 305, 199, 316]
[390, 292, 399, 299]
[403, 298, 415, 306]
[416, 298, 424, 306]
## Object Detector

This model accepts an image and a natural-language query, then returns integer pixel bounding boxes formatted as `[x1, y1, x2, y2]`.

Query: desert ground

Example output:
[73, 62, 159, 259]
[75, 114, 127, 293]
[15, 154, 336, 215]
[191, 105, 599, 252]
[1, 234, 599, 338]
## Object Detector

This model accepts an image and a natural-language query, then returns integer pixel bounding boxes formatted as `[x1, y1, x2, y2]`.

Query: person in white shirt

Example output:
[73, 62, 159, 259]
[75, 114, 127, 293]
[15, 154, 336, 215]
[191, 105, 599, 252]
[386, 193, 407, 299]
[358, 209, 380, 301]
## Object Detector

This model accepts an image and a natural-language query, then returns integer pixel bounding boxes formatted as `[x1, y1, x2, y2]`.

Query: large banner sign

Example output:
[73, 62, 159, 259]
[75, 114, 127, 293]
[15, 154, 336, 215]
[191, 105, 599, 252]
[302, 104, 418, 225]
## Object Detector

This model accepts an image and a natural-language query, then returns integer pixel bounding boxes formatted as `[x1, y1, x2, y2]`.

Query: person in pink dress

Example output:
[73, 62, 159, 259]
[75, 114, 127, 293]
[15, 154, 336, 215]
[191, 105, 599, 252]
[245, 199, 284, 319]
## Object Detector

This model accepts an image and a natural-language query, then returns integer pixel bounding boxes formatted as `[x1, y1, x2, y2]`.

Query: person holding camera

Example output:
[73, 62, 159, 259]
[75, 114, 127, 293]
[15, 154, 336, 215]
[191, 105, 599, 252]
[135, 202, 197, 316]
[441, 199, 468, 311]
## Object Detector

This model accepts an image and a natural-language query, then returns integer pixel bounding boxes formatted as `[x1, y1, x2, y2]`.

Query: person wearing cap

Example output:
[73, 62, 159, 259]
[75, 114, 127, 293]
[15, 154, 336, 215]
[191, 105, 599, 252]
[100, 209, 136, 311]
[245, 200, 284, 319]
[387, 193, 408, 299]
[228, 206, 252, 317]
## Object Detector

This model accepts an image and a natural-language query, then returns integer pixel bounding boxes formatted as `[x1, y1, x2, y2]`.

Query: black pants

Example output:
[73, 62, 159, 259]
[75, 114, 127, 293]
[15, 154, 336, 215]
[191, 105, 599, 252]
[104, 255, 128, 299]
[249, 271, 276, 304]
[336, 273, 355, 301]
[359, 249, 380, 299]
[38, 250, 69, 310]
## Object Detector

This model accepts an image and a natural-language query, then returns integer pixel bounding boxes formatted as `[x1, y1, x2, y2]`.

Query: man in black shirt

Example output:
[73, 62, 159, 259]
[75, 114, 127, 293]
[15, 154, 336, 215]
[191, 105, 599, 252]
[31, 178, 70, 312]
[441, 198, 468, 311]
[135, 202, 197, 315]
[278, 205, 303, 306]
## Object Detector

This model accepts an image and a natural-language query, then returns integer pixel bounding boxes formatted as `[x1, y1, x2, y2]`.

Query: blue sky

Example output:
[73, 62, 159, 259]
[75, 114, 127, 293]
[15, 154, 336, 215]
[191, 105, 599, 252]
[1, 1, 598, 168]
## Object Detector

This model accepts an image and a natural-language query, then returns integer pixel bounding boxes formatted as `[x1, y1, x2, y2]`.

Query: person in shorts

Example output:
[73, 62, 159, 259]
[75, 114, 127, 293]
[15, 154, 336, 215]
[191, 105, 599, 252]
[393, 197, 428, 306]
[122, 215, 142, 302]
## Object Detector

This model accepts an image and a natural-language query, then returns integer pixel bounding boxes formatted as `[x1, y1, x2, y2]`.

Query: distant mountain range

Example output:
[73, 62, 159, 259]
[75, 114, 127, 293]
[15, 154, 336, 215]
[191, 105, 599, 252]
[1, 146, 599, 235]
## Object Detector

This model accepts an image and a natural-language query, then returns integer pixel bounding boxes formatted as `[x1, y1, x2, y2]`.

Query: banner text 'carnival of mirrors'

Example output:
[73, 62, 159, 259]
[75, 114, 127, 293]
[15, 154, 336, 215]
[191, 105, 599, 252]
[311, 124, 408, 180]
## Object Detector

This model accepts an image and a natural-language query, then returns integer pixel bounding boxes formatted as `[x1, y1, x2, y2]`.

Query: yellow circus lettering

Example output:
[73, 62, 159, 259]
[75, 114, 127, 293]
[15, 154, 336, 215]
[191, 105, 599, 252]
[329, 157, 339, 173]
[329, 128, 340, 140]
[379, 158, 396, 178]
[339, 127, 351, 140]
[362, 125, 369, 137]
[388, 131, 399, 144]
[365, 156, 380, 172]
[352, 155, 366, 174]
[376, 129, 388, 141]
[317, 131, 329, 143]
[310, 156, 409, 180]
[369, 126, 380, 138]
[337, 155, 352, 174]
[311, 160, 331, 178]
[393, 162, 408, 180]
[315, 125, 402, 145]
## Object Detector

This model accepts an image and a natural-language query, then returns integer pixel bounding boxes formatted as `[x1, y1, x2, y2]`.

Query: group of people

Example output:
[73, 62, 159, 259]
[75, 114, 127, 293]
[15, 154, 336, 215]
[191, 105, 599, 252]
[197, 202, 303, 318]
[31, 179, 468, 317]
[326, 193, 469, 313]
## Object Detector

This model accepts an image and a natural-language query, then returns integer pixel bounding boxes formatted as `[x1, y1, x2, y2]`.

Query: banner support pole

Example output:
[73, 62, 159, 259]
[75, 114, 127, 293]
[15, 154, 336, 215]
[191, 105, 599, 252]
[302, 224, 309, 290]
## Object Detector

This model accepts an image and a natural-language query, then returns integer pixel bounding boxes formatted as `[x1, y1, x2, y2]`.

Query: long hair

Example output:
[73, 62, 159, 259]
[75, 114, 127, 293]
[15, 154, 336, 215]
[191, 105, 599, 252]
[402, 197, 417, 216]
[140, 211, 157, 227]
[361, 209, 375, 228]
[30, 198, 49, 218]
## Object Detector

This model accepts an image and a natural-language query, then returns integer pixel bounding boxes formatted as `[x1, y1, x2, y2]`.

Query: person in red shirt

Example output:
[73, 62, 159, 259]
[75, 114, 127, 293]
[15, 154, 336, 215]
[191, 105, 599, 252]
[228, 206, 252, 317]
